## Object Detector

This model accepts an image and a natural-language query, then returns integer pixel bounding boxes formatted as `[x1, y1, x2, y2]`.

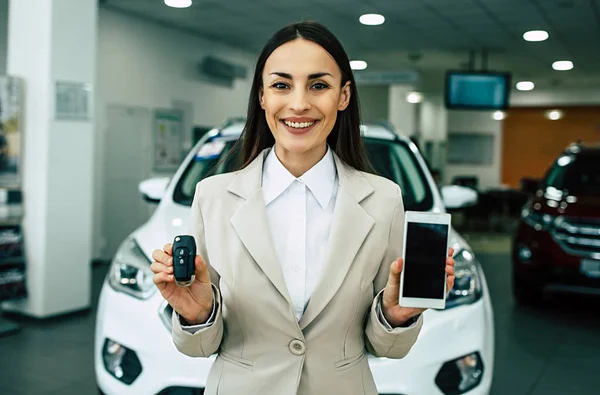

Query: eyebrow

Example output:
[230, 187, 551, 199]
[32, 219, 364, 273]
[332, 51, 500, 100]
[270, 72, 333, 79]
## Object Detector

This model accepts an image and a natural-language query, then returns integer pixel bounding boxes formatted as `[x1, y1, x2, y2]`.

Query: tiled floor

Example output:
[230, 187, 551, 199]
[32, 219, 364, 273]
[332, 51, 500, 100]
[0, 233, 599, 395]
[0, 264, 106, 395]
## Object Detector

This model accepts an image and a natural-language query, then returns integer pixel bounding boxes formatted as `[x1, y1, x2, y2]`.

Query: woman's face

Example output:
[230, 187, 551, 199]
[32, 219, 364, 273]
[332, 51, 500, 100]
[260, 38, 351, 159]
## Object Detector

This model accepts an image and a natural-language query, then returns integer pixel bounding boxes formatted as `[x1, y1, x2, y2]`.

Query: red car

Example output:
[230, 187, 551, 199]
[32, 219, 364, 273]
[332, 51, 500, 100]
[512, 142, 600, 305]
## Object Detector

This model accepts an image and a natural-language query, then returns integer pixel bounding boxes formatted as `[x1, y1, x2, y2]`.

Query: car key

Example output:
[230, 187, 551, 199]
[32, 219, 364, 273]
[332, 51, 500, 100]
[172, 235, 196, 287]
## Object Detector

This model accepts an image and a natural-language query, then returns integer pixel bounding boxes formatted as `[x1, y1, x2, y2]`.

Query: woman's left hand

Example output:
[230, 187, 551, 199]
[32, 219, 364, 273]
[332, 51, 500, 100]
[381, 247, 455, 327]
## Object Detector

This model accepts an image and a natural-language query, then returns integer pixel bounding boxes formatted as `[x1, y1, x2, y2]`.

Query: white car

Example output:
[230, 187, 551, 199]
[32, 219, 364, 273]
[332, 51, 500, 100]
[95, 120, 494, 395]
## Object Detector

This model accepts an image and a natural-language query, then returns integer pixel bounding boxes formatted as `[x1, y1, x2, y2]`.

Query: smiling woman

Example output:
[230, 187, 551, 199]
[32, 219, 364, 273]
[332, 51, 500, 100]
[151, 21, 456, 395]
[236, 21, 373, 177]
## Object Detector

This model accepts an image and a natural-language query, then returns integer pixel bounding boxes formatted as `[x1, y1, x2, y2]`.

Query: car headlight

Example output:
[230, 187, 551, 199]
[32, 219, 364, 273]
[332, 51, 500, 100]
[446, 249, 483, 309]
[521, 208, 554, 231]
[108, 237, 156, 299]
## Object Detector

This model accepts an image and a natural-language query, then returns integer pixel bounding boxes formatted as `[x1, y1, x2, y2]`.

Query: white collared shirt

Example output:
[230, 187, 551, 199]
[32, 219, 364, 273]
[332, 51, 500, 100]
[262, 146, 337, 320]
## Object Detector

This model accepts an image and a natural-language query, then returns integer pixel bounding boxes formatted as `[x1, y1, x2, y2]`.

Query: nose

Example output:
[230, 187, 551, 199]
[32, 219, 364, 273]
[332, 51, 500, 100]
[289, 88, 311, 113]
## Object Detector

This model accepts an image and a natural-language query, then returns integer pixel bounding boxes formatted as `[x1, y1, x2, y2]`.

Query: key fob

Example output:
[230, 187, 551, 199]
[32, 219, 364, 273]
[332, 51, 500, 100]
[172, 235, 196, 287]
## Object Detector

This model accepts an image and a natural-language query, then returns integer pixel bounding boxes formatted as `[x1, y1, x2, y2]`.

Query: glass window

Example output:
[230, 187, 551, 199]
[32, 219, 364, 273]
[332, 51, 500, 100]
[174, 136, 433, 211]
[545, 153, 600, 195]
[364, 138, 432, 211]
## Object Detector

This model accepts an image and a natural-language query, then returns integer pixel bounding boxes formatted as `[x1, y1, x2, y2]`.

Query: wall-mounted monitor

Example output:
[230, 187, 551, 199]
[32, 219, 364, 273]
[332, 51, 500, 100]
[444, 70, 511, 110]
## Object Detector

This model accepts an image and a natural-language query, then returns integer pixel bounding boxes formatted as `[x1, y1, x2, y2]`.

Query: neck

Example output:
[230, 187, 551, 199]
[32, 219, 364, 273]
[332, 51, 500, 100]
[274, 144, 327, 178]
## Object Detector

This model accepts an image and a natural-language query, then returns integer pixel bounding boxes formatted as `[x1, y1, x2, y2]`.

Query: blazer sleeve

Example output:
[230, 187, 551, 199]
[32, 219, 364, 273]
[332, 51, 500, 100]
[171, 181, 224, 358]
[365, 184, 424, 358]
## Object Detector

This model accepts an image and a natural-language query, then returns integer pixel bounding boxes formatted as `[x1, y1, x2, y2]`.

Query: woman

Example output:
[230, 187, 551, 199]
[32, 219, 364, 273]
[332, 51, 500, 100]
[151, 21, 455, 395]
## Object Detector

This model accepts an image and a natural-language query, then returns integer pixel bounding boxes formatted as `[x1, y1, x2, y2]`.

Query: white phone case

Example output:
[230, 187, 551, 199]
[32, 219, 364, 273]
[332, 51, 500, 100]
[399, 211, 451, 310]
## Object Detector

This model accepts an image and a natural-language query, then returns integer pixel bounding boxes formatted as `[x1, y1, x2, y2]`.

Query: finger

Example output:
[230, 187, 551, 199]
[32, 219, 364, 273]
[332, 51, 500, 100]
[163, 243, 173, 256]
[153, 272, 174, 290]
[446, 257, 455, 268]
[194, 255, 211, 284]
[445, 264, 455, 276]
[387, 258, 403, 287]
[150, 260, 173, 275]
[152, 249, 173, 266]
[446, 274, 455, 290]
[383, 259, 402, 308]
[448, 247, 455, 257]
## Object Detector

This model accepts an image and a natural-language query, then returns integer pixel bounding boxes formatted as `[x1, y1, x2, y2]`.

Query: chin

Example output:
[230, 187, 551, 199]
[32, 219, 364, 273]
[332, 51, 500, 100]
[277, 140, 317, 155]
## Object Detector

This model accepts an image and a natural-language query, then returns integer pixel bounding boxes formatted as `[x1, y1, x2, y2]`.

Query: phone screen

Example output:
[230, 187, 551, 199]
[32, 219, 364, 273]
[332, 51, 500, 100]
[402, 222, 448, 299]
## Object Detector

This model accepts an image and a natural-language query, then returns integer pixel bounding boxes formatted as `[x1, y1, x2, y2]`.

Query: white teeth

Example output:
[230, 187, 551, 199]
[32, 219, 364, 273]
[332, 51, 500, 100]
[283, 120, 316, 129]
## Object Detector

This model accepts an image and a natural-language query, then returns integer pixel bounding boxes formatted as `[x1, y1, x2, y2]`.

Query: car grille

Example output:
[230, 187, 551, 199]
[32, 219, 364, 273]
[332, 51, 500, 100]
[159, 300, 174, 332]
[552, 218, 600, 258]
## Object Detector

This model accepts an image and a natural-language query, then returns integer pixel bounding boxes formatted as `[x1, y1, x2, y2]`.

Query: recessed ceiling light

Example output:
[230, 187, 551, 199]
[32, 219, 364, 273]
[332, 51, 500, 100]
[164, 0, 192, 8]
[406, 92, 423, 104]
[552, 60, 573, 71]
[359, 14, 385, 26]
[350, 60, 367, 70]
[516, 81, 535, 91]
[523, 30, 549, 42]
[546, 109, 563, 120]
[492, 111, 506, 121]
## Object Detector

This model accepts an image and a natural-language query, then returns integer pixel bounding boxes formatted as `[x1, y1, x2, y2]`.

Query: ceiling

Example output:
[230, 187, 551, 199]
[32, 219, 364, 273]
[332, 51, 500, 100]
[101, 0, 600, 91]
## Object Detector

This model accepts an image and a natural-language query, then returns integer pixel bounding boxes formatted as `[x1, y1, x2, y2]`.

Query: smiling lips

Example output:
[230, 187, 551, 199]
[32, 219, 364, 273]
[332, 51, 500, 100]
[281, 117, 319, 130]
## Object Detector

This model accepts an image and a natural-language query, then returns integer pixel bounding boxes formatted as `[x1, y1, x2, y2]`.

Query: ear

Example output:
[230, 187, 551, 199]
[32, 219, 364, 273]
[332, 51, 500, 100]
[338, 81, 351, 111]
[259, 89, 265, 109]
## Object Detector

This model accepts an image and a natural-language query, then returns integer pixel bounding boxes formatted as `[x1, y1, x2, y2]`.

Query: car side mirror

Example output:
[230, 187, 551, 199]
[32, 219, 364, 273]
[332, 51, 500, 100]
[139, 177, 170, 204]
[441, 185, 478, 210]
[520, 177, 541, 195]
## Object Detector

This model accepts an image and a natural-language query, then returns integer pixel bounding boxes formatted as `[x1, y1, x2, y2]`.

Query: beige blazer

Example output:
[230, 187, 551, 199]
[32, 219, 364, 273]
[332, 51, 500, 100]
[171, 148, 424, 395]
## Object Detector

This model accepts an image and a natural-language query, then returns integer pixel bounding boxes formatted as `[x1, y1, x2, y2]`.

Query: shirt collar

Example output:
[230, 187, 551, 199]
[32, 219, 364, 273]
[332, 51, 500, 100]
[262, 145, 338, 209]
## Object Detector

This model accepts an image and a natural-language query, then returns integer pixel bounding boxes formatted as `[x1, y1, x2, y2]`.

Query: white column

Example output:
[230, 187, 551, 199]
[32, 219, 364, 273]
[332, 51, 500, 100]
[420, 95, 448, 170]
[388, 84, 418, 137]
[2, 0, 97, 318]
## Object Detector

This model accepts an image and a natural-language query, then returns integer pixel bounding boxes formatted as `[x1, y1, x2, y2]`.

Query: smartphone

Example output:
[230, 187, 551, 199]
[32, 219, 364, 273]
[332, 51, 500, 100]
[399, 211, 451, 309]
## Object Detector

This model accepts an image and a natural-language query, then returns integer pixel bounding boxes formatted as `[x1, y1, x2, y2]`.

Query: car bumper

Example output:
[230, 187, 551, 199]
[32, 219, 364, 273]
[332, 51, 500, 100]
[513, 222, 600, 293]
[96, 281, 493, 395]
[369, 296, 493, 395]
[95, 280, 216, 395]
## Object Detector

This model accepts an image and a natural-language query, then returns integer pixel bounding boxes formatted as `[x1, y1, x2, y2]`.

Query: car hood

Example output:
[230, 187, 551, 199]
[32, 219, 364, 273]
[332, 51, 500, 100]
[560, 195, 600, 219]
[134, 201, 470, 262]
[533, 193, 600, 220]
[134, 201, 195, 261]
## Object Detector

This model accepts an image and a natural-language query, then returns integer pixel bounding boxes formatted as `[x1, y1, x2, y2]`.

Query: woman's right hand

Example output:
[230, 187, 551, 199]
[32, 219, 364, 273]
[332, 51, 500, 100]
[151, 243, 214, 325]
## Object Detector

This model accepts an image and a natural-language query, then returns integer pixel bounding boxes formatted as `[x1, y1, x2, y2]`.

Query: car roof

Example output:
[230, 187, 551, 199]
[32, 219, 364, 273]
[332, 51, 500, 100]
[217, 120, 410, 143]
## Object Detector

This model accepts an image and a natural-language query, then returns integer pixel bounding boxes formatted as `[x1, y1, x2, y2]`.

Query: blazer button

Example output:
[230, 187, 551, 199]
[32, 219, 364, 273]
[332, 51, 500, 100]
[289, 339, 306, 356]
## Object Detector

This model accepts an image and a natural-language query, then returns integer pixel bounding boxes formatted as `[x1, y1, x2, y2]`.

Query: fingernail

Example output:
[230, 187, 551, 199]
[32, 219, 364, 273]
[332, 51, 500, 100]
[168, 275, 173, 279]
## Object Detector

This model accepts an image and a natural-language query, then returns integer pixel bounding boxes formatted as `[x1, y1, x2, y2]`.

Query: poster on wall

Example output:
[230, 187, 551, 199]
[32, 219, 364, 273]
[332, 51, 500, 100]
[153, 109, 184, 172]
[0, 77, 24, 188]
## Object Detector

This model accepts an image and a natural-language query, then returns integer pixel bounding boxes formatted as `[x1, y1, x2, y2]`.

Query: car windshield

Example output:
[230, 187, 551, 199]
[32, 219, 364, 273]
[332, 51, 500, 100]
[544, 152, 600, 195]
[173, 136, 433, 211]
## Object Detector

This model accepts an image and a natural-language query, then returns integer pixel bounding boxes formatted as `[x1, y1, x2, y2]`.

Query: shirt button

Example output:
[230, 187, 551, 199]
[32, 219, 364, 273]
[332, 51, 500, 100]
[293, 265, 300, 271]
[289, 339, 306, 356]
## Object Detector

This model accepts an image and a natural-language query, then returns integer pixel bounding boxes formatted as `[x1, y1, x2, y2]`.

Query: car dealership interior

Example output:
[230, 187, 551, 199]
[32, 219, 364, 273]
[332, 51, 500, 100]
[0, 0, 599, 394]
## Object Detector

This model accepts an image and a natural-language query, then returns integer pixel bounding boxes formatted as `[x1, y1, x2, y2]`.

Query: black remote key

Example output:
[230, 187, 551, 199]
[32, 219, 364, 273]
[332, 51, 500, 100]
[172, 235, 196, 287]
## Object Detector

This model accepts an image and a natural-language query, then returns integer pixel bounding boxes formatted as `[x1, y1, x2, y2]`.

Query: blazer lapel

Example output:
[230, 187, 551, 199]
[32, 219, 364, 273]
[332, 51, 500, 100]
[299, 153, 375, 329]
[228, 149, 293, 307]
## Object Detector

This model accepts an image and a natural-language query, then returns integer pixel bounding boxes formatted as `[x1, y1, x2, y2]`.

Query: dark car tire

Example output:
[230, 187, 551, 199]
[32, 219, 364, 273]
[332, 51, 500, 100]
[512, 274, 544, 307]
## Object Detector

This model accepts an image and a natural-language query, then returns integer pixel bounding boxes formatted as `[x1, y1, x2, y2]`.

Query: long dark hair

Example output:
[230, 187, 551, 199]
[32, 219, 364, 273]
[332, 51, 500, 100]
[231, 21, 373, 173]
